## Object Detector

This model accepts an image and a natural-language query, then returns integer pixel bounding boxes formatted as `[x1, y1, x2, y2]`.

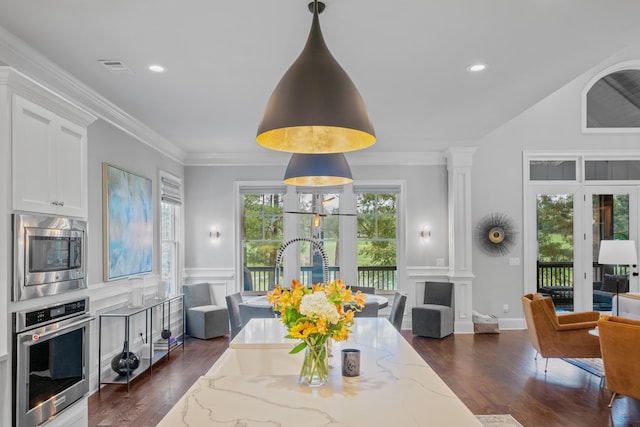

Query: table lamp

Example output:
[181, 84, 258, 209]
[598, 240, 637, 314]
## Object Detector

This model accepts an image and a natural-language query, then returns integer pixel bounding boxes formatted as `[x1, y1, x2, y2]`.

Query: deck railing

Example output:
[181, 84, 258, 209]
[245, 266, 397, 292]
[536, 261, 629, 291]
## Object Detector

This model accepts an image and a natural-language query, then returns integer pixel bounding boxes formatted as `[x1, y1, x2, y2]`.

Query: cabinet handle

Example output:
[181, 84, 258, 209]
[51, 201, 65, 207]
[51, 201, 59, 206]
[59, 201, 64, 207]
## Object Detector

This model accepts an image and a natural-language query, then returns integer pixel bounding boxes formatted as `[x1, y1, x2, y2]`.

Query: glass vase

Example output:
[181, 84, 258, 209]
[299, 343, 329, 387]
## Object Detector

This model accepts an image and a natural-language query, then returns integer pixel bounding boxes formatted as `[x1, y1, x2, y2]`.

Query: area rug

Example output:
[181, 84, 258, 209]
[561, 357, 604, 378]
[477, 414, 524, 427]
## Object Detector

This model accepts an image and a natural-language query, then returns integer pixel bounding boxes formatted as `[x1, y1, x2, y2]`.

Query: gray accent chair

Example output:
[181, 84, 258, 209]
[353, 300, 379, 317]
[225, 292, 244, 340]
[182, 283, 229, 340]
[412, 282, 454, 338]
[388, 292, 408, 332]
[239, 303, 276, 328]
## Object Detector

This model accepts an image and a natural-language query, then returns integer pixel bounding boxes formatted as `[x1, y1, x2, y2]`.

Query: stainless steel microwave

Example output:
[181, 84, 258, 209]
[13, 214, 87, 301]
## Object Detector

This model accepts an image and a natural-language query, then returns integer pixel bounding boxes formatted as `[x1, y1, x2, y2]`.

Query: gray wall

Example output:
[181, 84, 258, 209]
[86, 119, 184, 288]
[471, 45, 640, 319]
[184, 163, 449, 272]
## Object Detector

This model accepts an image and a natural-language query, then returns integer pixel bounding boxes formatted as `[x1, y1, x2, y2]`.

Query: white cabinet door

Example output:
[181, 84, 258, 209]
[12, 95, 87, 217]
[55, 119, 87, 217]
[12, 96, 57, 214]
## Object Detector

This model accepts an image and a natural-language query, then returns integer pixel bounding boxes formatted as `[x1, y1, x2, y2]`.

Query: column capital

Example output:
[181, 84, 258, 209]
[445, 147, 477, 169]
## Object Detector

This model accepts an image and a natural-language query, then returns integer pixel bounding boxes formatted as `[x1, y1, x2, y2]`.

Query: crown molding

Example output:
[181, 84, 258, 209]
[185, 151, 446, 167]
[0, 25, 186, 164]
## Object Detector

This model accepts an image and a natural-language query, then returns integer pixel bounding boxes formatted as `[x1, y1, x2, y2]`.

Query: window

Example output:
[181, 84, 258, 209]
[297, 192, 341, 285]
[356, 192, 398, 291]
[586, 69, 640, 129]
[529, 160, 576, 181]
[585, 160, 640, 181]
[160, 173, 182, 296]
[242, 192, 284, 292]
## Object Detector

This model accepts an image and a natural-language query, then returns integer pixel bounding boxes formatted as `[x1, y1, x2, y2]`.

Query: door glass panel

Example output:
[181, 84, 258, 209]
[298, 193, 340, 285]
[592, 194, 630, 311]
[536, 194, 574, 312]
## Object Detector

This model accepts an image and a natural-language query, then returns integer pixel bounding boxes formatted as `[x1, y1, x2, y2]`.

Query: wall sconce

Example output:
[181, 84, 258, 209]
[419, 226, 431, 240]
[210, 228, 221, 240]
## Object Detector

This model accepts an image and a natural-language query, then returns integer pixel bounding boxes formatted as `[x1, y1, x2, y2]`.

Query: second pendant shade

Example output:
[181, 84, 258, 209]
[283, 153, 353, 186]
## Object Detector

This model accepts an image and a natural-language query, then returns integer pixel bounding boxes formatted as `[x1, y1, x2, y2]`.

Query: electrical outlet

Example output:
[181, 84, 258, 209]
[503, 304, 509, 313]
[436, 258, 445, 267]
[509, 258, 520, 266]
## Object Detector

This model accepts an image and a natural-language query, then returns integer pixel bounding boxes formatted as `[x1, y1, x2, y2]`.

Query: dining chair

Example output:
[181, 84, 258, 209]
[349, 285, 376, 294]
[225, 292, 244, 340]
[353, 300, 379, 317]
[239, 303, 276, 327]
[388, 292, 407, 331]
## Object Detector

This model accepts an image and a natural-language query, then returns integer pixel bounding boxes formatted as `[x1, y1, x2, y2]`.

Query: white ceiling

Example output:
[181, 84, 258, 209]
[1, 0, 640, 160]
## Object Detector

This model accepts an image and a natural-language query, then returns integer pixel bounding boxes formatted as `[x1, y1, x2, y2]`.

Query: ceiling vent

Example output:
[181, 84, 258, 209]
[98, 59, 132, 74]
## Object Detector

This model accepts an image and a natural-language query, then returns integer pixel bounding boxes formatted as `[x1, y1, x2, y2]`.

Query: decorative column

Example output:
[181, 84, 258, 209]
[445, 148, 476, 333]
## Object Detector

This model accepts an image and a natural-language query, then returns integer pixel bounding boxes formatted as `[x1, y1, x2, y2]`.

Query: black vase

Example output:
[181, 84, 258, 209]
[111, 343, 141, 376]
[161, 329, 171, 340]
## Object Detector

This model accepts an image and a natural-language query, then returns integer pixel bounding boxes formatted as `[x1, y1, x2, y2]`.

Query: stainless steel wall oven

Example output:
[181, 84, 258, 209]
[13, 297, 94, 427]
[13, 214, 87, 301]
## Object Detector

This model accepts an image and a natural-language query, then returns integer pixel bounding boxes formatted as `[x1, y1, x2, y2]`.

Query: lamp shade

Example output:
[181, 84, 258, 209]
[256, 3, 375, 154]
[598, 240, 638, 265]
[283, 153, 353, 186]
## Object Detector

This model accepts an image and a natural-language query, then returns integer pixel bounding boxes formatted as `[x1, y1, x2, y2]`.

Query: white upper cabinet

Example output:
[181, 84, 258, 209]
[6, 69, 96, 218]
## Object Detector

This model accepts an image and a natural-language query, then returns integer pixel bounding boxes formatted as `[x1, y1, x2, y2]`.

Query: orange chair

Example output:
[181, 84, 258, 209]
[521, 293, 601, 371]
[597, 315, 640, 407]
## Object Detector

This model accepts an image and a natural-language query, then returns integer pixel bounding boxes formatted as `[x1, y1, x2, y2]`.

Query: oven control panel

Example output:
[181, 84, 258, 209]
[18, 297, 88, 331]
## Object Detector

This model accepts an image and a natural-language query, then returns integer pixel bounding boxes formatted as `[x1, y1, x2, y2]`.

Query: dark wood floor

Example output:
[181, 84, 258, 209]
[88, 330, 640, 427]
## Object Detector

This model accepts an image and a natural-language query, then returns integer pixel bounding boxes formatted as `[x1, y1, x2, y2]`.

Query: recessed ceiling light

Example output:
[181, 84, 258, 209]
[148, 64, 167, 73]
[467, 63, 487, 72]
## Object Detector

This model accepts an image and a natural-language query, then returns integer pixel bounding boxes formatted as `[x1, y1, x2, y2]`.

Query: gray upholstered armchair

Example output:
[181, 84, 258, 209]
[412, 281, 454, 338]
[182, 283, 229, 340]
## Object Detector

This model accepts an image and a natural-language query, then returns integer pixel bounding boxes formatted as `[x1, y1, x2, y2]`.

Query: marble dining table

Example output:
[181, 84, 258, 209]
[157, 318, 482, 426]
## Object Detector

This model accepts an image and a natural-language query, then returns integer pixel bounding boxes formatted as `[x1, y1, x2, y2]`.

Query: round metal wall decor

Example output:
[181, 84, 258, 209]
[475, 213, 517, 256]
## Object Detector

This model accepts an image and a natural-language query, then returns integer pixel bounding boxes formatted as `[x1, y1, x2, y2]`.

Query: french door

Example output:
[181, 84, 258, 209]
[583, 187, 639, 311]
[529, 185, 640, 312]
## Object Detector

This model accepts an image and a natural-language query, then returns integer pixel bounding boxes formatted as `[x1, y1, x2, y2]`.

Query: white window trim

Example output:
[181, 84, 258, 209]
[159, 169, 183, 295]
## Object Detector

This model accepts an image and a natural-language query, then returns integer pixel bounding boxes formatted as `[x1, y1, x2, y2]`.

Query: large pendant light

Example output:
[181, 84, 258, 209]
[256, 1, 375, 154]
[283, 153, 353, 186]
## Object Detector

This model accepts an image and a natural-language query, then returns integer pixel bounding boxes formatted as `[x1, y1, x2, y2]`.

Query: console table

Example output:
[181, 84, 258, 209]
[98, 295, 184, 392]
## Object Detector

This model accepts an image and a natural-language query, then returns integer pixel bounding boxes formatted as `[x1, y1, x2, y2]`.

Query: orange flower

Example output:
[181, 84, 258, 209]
[353, 290, 366, 308]
[316, 317, 328, 335]
[344, 309, 354, 323]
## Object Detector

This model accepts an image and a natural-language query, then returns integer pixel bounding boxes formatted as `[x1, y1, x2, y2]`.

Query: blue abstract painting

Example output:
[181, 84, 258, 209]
[103, 163, 153, 281]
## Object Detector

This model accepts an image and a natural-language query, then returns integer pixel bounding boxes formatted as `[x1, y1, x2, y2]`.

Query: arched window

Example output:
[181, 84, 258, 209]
[584, 63, 640, 131]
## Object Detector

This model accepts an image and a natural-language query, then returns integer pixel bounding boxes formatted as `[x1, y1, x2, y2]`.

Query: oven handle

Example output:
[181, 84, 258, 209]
[21, 316, 95, 342]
